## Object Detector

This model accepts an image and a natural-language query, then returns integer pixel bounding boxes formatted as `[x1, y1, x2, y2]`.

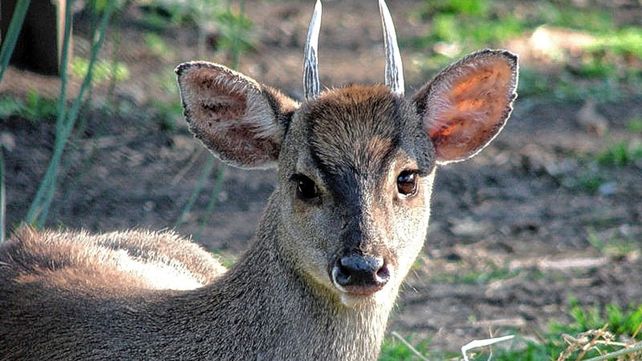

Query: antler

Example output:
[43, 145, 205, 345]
[303, 0, 322, 100]
[379, 0, 404, 96]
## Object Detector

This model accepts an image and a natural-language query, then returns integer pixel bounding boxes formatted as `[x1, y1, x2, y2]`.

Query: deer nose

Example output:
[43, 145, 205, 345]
[332, 255, 390, 295]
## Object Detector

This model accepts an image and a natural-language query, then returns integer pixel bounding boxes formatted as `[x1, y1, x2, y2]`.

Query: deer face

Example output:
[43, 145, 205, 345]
[276, 85, 435, 305]
[176, 1, 517, 307]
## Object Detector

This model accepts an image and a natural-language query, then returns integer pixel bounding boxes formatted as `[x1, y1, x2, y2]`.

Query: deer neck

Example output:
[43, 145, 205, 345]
[189, 193, 394, 360]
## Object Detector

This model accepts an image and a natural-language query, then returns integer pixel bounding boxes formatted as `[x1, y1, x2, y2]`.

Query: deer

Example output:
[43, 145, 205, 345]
[0, 1, 518, 360]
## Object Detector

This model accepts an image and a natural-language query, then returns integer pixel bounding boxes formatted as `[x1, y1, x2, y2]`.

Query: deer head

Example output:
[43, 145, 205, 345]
[176, 0, 517, 307]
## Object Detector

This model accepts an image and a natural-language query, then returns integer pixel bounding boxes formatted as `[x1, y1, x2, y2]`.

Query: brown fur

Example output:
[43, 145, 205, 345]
[0, 49, 517, 360]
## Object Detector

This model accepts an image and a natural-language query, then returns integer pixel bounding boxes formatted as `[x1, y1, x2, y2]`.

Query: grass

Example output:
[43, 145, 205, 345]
[564, 138, 641, 195]
[627, 118, 642, 133]
[144, 32, 174, 59]
[595, 142, 642, 167]
[380, 334, 431, 361]
[71, 57, 130, 85]
[381, 302, 642, 360]
[409, 0, 642, 103]
[586, 229, 638, 260]
[0, 90, 58, 122]
[26, 0, 118, 227]
[147, 67, 184, 131]
[0, 147, 5, 243]
[174, 0, 251, 232]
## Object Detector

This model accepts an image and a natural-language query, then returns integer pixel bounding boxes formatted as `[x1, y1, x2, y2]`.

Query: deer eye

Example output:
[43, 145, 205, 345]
[397, 170, 418, 197]
[292, 174, 319, 201]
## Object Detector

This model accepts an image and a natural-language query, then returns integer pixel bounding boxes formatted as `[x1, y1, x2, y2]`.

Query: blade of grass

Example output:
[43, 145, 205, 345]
[0, 0, 31, 82]
[175, 0, 249, 232]
[175, 156, 216, 229]
[390, 331, 430, 361]
[583, 341, 642, 361]
[195, 165, 225, 240]
[26, 0, 117, 227]
[461, 335, 515, 361]
[0, 146, 5, 243]
[25, 0, 77, 224]
[55, 0, 74, 133]
[28, 0, 75, 222]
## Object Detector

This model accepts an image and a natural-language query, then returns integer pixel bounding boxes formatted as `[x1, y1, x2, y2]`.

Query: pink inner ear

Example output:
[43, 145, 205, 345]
[426, 56, 515, 163]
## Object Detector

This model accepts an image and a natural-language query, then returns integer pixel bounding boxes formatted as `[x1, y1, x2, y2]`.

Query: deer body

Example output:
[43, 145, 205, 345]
[0, 202, 391, 360]
[0, 1, 518, 360]
[0, 190, 394, 360]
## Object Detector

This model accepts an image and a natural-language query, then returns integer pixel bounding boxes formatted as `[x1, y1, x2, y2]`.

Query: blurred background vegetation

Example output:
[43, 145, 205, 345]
[0, 0, 640, 360]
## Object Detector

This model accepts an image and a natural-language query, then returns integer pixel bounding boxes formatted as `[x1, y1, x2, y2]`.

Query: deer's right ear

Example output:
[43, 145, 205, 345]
[176, 62, 299, 169]
[412, 50, 518, 165]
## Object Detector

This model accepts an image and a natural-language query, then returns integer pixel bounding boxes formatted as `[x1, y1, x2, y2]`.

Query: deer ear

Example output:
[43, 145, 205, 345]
[413, 50, 518, 164]
[176, 62, 299, 169]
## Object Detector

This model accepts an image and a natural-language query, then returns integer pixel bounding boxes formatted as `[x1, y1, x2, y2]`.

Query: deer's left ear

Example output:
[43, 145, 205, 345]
[413, 50, 518, 164]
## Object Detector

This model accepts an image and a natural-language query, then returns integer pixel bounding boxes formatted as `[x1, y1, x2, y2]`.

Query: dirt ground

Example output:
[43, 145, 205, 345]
[1, 0, 641, 354]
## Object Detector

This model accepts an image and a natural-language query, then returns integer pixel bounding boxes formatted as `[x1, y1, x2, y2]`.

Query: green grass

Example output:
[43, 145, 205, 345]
[564, 139, 641, 194]
[627, 118, 642, 133]
[71, 57, 130, 85]
[380, 334, 431, 361]
[26, 0, 118, 227]
[536, 3, 614, 33]
[592, 27, 642, 60]
[0, 147, 5, 243]
[150, 99, 183, 131]
[410, 0, 642, 103]
[137, 2, 199, 29]
[381, 303, 642, 360]
[596, 142, 642, 167]
[0, 90, 57, 122]
[549, 301, 642, 343]
[144, 32, 173, 59]
[418, 0, 626, 48]
[587, 229, 639, 260]
[174, 0, 250, 231]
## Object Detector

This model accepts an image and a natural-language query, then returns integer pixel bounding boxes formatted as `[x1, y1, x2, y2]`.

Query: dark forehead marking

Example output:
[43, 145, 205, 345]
[304, 85, 403, 179]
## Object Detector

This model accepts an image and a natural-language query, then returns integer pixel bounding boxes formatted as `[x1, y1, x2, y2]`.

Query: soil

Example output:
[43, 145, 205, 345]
[1, 0, 640, 354]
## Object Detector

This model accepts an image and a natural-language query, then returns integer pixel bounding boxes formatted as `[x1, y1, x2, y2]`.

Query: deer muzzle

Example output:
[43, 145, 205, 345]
[331, 254, 391, 296]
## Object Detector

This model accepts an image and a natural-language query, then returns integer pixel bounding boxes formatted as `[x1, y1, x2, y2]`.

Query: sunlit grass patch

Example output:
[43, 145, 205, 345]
[381, 302, 642, 360]
[408, 0, 641, 102]
[586, 229, 639, 260]
[573, 172, 607, 195]
[71, 57, 130, 85]
[591, 27, 642, 60]
[380, 333, 432, 361]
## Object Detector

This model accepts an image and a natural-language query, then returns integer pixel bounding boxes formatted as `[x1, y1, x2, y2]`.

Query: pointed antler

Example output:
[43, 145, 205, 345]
[379, 0, 404, 96]
[303, 0, 322, 100]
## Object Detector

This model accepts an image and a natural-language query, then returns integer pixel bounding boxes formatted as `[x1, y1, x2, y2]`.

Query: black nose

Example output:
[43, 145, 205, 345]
[333, 255, 390, 292]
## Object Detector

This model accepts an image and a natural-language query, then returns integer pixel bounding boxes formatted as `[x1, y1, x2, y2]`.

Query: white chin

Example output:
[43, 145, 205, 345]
[337, 289, 389, 308]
